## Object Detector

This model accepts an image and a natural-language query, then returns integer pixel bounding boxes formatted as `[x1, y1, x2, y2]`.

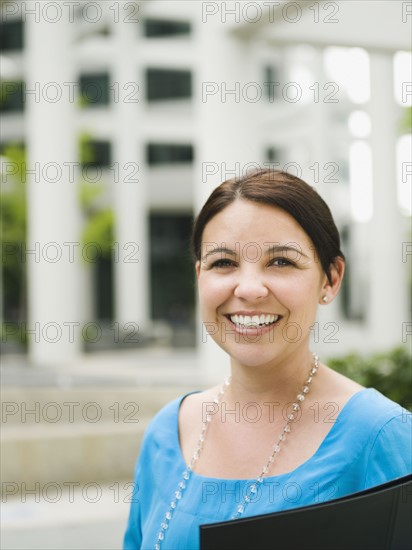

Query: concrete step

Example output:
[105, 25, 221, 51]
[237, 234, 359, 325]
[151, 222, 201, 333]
[1, 420, 147, 490]
[1, 387, 191, 424]
[1, 386, 193, 494]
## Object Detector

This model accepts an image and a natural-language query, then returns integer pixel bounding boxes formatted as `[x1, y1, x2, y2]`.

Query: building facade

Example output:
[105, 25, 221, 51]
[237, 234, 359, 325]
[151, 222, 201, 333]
[1, 0, 410, 372]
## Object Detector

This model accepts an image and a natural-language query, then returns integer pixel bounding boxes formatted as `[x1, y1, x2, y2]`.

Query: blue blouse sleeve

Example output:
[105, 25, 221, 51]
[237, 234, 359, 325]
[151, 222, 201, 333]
[123, 457, 142, 550]
[363, 411, 412, 489]
[122, 396, 186, 550]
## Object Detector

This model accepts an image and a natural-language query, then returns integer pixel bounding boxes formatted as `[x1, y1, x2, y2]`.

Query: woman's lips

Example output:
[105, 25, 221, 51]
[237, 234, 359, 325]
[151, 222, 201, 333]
[229, 313, 279, 327]
[224, 314, 282, 336]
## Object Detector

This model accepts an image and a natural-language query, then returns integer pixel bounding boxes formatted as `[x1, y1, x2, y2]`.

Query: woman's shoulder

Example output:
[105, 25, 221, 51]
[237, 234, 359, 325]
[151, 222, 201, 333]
[327, 384, 411, 466]
[355, 389, 411, 452]
[311, 370, 411, 485]
[328, 385, 410, 442]
[178, 385, 227, 426]
[320, 364, 407, 424]
[178, 386, 220, 421]
[358, 390, 412, 485]
[315, 365, 410, 461]
[141, 389, 209, 447]
[342, 387, 409, 424]
[146, 391, 196, 431]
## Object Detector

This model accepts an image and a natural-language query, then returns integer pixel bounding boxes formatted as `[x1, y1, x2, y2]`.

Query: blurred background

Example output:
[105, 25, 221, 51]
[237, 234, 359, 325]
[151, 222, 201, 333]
[1, 1, 411, 548]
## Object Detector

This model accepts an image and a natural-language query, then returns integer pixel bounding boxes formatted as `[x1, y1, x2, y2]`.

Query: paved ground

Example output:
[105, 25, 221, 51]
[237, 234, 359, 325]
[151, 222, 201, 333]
[2, 522, 126, 550]
[2, 481, 129, 549]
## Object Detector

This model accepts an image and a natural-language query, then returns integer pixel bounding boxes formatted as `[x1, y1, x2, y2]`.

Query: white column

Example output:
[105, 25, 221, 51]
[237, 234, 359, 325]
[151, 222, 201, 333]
[367, 51, 408, 348]
[308, 48, 331, 187]
[309, 47, 348, 352]
[25, 3, 82, 365]
[111, 13, 149, 333]
[194, 11, 262, 382]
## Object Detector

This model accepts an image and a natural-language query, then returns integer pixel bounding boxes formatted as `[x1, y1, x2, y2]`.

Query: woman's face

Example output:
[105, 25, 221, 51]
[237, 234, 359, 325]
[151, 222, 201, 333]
[196, 199, 338, 369]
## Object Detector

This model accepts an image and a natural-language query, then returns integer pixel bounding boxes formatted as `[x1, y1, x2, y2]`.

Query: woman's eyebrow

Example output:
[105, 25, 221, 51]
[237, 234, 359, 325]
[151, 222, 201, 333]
[201, 247, 236, 261]
[265, 244, 310, 260]
[201, 244, 310, 262]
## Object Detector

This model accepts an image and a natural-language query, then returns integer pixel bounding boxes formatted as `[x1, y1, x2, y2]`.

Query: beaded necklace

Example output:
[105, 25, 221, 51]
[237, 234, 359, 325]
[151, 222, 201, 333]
[154, 353, 319, 550]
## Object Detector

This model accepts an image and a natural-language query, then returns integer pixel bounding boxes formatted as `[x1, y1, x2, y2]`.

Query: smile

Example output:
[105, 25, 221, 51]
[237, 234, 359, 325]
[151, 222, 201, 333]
[227, 313, 280, 328]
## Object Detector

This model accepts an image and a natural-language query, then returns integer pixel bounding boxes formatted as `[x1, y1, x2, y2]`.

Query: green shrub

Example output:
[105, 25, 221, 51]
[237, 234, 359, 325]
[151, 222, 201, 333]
[328, 347, 412, 411]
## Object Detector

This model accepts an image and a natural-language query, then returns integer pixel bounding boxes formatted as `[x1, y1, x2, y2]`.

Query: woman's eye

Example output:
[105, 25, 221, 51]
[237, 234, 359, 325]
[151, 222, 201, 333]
[210, 259, 235, 269]
[270, 257, 294, 267]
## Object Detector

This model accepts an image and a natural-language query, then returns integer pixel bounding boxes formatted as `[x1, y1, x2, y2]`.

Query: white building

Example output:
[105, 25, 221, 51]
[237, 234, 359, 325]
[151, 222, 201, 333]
[1, 0, 411, 373]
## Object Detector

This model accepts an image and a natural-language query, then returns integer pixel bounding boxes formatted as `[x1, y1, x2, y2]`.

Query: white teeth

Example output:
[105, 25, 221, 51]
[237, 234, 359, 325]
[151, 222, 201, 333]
[229, 314, 279, 327]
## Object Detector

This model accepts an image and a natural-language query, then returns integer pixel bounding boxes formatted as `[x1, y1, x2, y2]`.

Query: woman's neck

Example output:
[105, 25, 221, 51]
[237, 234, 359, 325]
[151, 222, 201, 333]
[227, 348, 315, 407]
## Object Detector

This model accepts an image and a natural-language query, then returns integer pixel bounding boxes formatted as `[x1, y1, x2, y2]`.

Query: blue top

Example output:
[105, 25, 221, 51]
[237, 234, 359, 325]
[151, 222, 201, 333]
[123, 388, 412, 550]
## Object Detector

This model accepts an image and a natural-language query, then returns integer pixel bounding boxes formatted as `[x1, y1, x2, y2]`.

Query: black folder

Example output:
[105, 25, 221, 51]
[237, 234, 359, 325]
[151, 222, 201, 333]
[200, 474, 412, 550]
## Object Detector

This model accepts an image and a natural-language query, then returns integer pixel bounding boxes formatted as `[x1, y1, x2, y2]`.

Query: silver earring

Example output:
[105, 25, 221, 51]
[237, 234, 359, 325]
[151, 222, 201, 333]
[322, 296, 329, 303]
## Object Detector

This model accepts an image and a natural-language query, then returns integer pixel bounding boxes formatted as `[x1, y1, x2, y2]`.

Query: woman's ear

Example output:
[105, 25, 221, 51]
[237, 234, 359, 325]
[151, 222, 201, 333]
[320, 257, 345, 304]
[195, 260, 201, 279]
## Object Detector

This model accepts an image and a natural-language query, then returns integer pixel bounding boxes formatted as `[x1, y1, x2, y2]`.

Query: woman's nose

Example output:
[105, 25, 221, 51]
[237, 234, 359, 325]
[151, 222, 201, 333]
[233, 270, 269, 301]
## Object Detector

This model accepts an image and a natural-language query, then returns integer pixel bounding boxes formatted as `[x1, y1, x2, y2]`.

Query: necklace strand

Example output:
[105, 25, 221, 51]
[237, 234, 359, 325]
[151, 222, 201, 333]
[154, 353, 319, 550]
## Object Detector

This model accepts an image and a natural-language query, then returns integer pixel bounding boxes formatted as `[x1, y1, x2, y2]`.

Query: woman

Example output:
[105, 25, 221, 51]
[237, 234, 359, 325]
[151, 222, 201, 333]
[124, 169, 411, 550]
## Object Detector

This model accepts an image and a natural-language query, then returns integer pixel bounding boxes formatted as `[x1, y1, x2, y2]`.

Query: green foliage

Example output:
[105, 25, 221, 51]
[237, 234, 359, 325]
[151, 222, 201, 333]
[328, 347, 412, 411]
[78, 133, 96, 165]
[400, 106, 412, 134]
[1, 143, 26, 242]
[78, 133, 114, 260]
[1, 143, 27, 324]
[81, 205, 114, 259]
[79, 177, 103, 209]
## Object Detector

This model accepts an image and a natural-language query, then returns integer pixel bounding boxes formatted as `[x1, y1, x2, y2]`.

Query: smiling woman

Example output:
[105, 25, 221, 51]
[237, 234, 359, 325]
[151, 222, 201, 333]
[123, 169, 412, 550]
[194, 200, 342, 372]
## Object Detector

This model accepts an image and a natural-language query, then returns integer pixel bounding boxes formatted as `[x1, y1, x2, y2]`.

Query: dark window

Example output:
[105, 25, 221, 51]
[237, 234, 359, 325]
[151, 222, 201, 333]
[0, 81, 24, 113]
[146, 143, 194, 165]
[339, 225, 364, 322]
[80, 140, 112, 168]
[0, 20, 24, 51]
[339, 225, 351, 320]
[266, 147, 280, 163]
[79, 73, 110, 107]
[144, 19, 191, 37]
[0, 141, 25, 155]
[146, 68, 191, 101]
[264, 65, 280, 101]
[95, 257, 113, 321]
[150, 213, 195, 337]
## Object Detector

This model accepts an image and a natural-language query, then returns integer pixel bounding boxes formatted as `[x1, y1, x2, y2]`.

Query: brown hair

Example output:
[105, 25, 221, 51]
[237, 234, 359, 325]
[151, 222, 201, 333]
[191, 169, 345, 283]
